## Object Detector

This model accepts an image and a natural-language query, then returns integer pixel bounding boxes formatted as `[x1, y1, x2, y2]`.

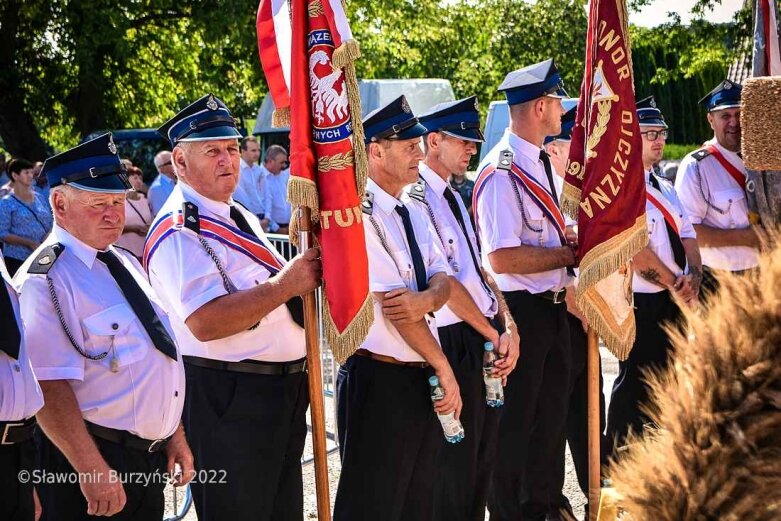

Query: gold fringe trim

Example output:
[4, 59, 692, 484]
[343, 60, 368, 194]
[561, 182, 582, 220]
[576, 216, 648, 359]
[331, 40, 361, 70]
[318, 151, 355, 172]
[272, 107, 290, 128]
[324, 291, 374, 364]
[287, 177, 319, 245]
[308, 0, 324, 18]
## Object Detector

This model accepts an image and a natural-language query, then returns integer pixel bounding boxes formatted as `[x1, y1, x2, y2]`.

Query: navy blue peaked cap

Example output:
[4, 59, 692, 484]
[699, 80, 742, 112]
[41, 133, 131, 192]
[636, 95, 668, 128]
[544, 98, 578, 144]
[157, 93, 242, 147]
[363, 95, 428, 144]
[418, 96, 484, 142]
[498, 59, 568, 106]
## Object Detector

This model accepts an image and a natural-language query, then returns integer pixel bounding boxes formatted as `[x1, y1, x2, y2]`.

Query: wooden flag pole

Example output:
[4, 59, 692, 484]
[587, 327, 601, 520]
[298, 206, 332, 521]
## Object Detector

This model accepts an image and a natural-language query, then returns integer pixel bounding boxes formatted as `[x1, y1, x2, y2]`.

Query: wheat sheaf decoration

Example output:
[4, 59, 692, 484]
[607, 235, 781, 520]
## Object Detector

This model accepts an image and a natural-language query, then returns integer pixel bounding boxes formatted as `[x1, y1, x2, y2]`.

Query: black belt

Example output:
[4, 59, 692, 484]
[183, 355, 307, 376]
[85, 422, 170, 453]
[521, 288, 567, 304]
[0, 417, 36, 445]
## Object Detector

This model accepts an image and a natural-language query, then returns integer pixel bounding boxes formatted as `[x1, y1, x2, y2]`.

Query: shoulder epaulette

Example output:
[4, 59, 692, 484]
[28, 243, 65, 275]
[497, 149, 514, 171]
[361, 191, 374, 216]
[408, 176, 427, 203]
[692, 148, 712, 162]
[182, 202, 200, 233]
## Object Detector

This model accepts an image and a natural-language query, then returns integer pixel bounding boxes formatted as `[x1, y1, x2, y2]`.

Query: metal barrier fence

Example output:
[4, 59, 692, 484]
[164, 234, 339, 520]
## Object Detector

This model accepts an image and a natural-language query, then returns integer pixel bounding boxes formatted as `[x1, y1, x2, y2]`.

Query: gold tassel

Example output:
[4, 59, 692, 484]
[561, 182, 582, 220]
[323, 292, 375, 364]
[343, 60, 368, 194]
[272, 107, 291, 128]
[331, 39, 362, 70]
[287, 177, 319, 217]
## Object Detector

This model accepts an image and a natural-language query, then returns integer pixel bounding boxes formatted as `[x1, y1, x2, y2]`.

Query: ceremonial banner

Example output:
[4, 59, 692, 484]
[561, 0, 647, 360]
[753, 0, 781, 77]
[257, 0, 372, 362]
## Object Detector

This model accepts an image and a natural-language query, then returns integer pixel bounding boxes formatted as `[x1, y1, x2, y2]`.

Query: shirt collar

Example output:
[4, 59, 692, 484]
[52, 225, 104, 269]
[240, 158, 249, 169]
[179, 181, 232, 221]
[710, 139, 743, 164]
[367, 178, 403, 215]
[505, 129, 543, 163]
[418, 163, 450, 199]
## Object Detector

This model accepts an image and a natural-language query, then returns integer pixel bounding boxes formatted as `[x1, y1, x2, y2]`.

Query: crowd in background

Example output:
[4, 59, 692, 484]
[0, 136, 294, 272]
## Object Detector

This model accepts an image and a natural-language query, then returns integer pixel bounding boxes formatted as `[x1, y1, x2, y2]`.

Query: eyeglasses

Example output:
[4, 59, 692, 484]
[640, 129, 668, 141]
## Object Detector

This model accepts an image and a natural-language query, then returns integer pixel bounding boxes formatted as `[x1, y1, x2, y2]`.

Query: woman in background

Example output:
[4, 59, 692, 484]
[0, 158, 53, 275]
[117, 165, 152, 259]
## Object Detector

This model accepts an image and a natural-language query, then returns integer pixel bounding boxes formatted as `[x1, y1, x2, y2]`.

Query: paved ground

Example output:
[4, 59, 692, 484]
[164, 348, 620, 521]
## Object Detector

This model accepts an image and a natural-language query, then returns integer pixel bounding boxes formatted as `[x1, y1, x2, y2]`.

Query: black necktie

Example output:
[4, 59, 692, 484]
[442, 188, 491, 293]
[648, 176, 687, 272]
[96, 251, 177, 360]
[229, 206, 305, 328]
[395, 205, 429, 292]
[0, 280, 21, 359]
[540, 149, 576, 277]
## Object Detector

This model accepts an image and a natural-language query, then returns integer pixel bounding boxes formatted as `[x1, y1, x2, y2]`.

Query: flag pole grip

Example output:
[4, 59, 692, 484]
[298, 206, 332, 520]
[588, 326, 601, 520]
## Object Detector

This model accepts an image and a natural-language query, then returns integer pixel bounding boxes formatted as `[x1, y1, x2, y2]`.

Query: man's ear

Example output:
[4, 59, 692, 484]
[367, 141, 383, 161]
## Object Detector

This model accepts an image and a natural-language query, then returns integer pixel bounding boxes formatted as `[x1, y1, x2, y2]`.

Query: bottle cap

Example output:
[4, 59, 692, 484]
[428, 375, 440, 387]
[484, 342, 494, 351]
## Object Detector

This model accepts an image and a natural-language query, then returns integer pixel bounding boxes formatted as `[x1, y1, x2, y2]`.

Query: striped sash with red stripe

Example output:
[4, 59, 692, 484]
[703, 145, 746, 191]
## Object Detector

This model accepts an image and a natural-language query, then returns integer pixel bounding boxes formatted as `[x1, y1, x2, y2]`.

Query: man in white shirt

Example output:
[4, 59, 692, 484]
[606, 97, 702, 457]
[16, 133, 192, 520]
[147, 150, 176, 216]
[148, 94, 321, 521]
[334, 95, 459, 521]
[232, 136, 266, 218]
[675, 80, 760, 296]
[473, 59, 577, 521]
[411, 96, 519, 521]
[0, 250, 44, 521]
[259, 145, 291, 234]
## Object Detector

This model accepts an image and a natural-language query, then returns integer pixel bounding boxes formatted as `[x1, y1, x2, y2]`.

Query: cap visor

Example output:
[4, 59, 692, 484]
[442, 128, 485, 143]
[639, 120, 668, 129]
[68, 174, 132, 193]
[709, 103, 741, 112]
[394, 122, 429, 141]
[177, 126, 242, 142]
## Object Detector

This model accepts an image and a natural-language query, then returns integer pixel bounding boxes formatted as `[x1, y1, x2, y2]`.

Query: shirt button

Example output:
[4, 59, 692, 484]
[111, 323, 119, 330]
[14, 364, 20, 372]
[174, 391, 179, 397]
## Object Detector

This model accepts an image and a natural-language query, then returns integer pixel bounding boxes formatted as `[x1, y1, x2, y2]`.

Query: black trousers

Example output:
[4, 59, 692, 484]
[36, 431, 166, 521]
[0, 438, 36, 521]
[550, 314, 607, 514]
[488, 291, 572, 521]
[606, 291, 681, 455]
[335, 355, 440, 521]
[184, 362, 309, 521]
[434, 320, 503, 521]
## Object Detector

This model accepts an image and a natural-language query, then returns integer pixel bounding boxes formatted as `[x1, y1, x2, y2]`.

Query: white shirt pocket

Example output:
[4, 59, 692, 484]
[439, 224, 460, 273]
[81, 304, 149, 369]
[390, 249, 414, 289]
[712, 188, 748, 228]
[521, 201, 548, 246]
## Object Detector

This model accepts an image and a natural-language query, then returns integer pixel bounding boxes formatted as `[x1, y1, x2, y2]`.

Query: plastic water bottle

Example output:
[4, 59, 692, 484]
[428, 375, 465, 443]
[483, 342, 504, 407]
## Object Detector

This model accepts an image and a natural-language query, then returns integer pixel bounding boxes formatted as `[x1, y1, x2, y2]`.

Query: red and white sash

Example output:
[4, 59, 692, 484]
[703, 144, 746, 191]
[646, 183, 682, 237]
[143, 211, 285, 274]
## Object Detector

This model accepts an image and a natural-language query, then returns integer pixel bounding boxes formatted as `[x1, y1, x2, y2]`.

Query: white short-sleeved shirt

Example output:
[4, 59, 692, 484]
[674, 139, 759, 271]
[0, 252, 43, 422]
[406, 164, 497, 327]
[146, 182, 305, 363]
[15, 226, 184, 440]
[361, 178, 449, 362]
[475, 130, 573, 293]
[232, 159, 267, 216]
[634, 170, 697, 294]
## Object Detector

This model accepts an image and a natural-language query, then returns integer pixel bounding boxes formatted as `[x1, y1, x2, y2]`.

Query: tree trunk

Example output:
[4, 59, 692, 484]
[0, 0, 50, 161]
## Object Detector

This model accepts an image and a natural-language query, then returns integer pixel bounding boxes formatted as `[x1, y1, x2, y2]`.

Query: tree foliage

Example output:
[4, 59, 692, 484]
[0, 0, 753, 159]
